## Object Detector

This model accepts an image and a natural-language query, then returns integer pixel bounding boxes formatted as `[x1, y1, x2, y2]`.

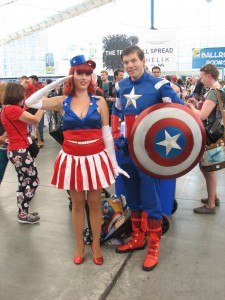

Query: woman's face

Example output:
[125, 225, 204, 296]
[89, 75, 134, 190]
[73, 71, 92, 90]
[200, 71, 211, 89]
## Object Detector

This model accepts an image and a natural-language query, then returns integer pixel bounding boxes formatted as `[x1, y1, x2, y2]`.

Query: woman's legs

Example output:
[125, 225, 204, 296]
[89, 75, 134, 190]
[87, 189, 102, 258]
[202, 170, 217, 208]
[8, 149, 39, 214]
[69, 190, 85, 257]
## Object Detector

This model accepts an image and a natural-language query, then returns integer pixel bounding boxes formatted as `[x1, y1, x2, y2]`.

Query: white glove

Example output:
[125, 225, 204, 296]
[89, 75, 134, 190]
[25, 75, 73, 109]
[102, 125, 130, 178]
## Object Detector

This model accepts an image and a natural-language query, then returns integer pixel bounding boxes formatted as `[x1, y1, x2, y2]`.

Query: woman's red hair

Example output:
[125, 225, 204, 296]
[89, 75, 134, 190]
[63, 60, 96, 96]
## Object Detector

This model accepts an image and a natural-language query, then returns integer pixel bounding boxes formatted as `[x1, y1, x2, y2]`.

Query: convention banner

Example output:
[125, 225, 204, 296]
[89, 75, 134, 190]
[192, 47, 225, 69]
[45, 53, 55, 74]
[102, 32, 176, 72]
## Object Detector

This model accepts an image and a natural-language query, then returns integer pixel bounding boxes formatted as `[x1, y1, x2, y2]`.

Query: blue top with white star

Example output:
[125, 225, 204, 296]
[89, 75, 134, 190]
[113, 71, 183, 116]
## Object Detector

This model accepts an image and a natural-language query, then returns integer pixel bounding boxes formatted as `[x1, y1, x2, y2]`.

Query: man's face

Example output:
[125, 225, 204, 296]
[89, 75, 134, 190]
[122, 52, 145, 81]
[100, 72, 107, 82]
[152, 68, 161, 77]
[116, 71, 124, 82]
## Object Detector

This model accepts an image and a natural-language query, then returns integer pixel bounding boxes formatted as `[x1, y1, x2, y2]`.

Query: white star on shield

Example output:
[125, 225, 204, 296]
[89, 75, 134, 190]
[156, 130, 181, 155]
[124, 87, 142, 108]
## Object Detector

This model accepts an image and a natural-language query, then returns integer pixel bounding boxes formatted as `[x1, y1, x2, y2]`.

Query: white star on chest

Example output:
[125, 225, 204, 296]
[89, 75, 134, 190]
[156, 130, 181, 155]
[124, 87, 142, 108]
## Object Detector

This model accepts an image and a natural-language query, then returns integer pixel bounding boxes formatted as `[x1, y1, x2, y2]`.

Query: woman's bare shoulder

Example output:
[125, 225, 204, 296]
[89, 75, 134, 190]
[94, 95, 105, 104]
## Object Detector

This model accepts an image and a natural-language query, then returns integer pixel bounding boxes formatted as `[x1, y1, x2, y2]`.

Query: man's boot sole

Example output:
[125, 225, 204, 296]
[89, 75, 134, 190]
[142, 262, 158, 271]
[116, 244, 146, 253]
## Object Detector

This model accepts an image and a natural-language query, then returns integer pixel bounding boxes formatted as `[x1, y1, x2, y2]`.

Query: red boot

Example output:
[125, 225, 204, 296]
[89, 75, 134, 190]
[143, 219, 162, 271]
[116, 211, 147, 253]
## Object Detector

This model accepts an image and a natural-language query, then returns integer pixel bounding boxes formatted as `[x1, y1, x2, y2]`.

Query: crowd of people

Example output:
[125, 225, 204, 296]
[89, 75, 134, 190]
[0, 46, 224, 272]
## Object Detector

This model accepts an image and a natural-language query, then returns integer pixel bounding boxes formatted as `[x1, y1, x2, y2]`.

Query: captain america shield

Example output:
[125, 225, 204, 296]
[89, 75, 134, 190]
[128, 103, 206, 179]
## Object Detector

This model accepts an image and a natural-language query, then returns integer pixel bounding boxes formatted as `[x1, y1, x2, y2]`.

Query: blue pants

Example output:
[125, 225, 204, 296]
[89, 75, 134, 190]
[0, 149, 8, 183]
[120, 154, 162, 220]
[38, 114, 45, 141]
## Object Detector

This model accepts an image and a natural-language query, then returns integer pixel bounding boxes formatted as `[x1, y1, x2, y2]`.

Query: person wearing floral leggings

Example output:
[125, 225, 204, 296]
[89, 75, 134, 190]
[1, 82, 44, 224]
[8, 149, 40, 218]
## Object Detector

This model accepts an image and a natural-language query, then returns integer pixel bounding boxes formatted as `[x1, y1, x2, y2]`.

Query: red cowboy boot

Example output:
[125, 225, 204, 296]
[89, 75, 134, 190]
[116, 211, 147, 253]
[143, 219, 162, 271]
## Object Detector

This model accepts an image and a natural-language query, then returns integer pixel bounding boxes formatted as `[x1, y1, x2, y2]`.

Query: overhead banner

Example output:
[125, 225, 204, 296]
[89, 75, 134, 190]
[141, 31, 176, 71]
[102, 32, 176, 72]
[192, 47, 225, 69]
[45, 53, 55, 74]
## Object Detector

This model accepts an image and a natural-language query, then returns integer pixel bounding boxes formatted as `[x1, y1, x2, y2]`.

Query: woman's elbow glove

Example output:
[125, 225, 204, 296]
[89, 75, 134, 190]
[25, 98, 43, 109]
[102, 125, 130, 179]
[25, 75, 72, 109]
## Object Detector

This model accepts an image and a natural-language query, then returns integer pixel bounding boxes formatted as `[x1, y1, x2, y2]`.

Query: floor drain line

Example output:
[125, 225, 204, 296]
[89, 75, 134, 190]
[99, 252, 132, 300]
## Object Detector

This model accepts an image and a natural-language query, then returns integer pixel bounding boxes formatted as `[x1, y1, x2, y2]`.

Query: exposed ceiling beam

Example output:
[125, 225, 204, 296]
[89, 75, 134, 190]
[0, 0, 113, 46]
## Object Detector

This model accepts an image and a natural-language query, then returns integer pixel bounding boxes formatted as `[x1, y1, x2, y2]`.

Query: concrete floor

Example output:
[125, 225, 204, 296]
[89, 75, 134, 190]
[0, 130, 225, 300]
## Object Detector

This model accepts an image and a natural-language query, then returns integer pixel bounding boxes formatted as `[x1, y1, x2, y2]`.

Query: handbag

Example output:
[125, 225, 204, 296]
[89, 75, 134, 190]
[48, 111, 64, 145]
[27, 139, 39, 158]
[204, 90, 224, 145]
[200, 89, 225, 172]
[204, 118, 224, 145]
[3, 108, 39, 158]
[200, 140, 225, 172]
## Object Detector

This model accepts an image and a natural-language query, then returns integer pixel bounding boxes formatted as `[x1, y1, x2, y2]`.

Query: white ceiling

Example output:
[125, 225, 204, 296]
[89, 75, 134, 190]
[0, 0, 224, 47]
[0, 0, 113, 45]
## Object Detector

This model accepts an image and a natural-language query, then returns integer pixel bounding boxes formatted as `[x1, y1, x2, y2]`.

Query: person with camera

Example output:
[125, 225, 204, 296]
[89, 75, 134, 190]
[1, 82, 44, 223]
[186, 63, 224, 214]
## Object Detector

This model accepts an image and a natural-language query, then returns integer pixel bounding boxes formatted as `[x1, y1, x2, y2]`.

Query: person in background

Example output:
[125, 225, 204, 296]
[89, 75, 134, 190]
[0, 81, 8, 185]
[110, 69, 125, 102]
[20, 76, 38, 141]
[151, 66, 161, 77]
[28, 75, 45, 148]
[163, 74, 182, 97]
[114, 69, 124, 83]
[99, 70, 114, 120]
[177, 78, 188, 102]
[188, 76, 198, 96]
[20, 75, 36, 100]
[186, 64, 223, 214]
[25, 55, 129, 265]
[111, 46, 183, 271]
[1, 83, 44, 223]
[171, 76, 182, 98]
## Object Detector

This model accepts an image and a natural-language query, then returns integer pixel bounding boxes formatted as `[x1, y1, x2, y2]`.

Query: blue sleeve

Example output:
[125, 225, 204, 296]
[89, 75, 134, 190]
[156, 80, 184, 105]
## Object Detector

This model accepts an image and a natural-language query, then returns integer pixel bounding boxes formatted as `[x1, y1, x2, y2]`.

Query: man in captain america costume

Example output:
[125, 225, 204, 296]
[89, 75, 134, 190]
[111, 45, 183, 271]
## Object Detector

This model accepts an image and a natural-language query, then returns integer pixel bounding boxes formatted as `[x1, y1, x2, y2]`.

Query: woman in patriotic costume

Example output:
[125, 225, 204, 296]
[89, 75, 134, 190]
[25, 55, 129, 266]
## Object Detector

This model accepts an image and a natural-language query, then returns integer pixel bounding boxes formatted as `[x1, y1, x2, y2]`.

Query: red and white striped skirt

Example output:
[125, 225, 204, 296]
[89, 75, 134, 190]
[51, 150, 115, 191]
[51, 129, 115, 191]
[51, 149, 115, 191]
